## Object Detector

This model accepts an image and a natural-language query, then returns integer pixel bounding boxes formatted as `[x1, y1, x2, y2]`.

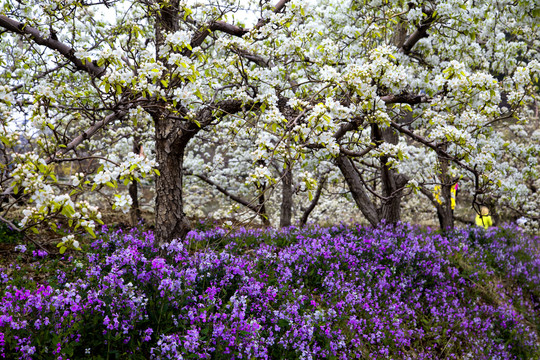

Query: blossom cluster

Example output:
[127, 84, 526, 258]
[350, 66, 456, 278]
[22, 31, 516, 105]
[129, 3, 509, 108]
[8, 153, 102, 234]
[93, 152, 157, 188]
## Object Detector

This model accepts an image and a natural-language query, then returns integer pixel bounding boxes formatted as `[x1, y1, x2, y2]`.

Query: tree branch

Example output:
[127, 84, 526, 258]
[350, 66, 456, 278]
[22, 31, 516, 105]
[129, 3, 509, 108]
[332, 93, 428, 141]
[299, 176, 326, 226]
[0, 15, 105, 78]
[400, 9, 436, 54]
[186, 171, 260, 213]
[255, 0, 290, 28]
[47, 107, 128, 162]
[0, 214, 22, 232]
[185, 0, 291, 56]
[333, 116, 364, 140]
[194, 99, 256, 130]
[10, 62, 69, 92]
[1, 106, 130, 197]
[335, 154, 380, 226]
[187, 20, 249, 54]
[389, 120, 477, 175]
[380, 93, 430, 104]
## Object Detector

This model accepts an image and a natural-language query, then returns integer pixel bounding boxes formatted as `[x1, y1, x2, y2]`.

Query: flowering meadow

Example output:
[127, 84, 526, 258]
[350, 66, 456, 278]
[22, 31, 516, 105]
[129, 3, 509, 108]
[0, 223, 539, 359]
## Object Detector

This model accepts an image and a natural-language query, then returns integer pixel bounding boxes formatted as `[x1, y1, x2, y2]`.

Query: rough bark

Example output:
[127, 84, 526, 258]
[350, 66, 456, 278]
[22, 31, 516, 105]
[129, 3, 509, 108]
[150, 0, 286, 243]
[153, 112, 192, 243]
[436, 150, 455, 231]
[128, 179, 141, 227]
[400, 8, 436, 54]
[436, 203, 454, 231]
[255, 158, 271, 227]
[373, 125, 408, 224]
[335, 154, 380, 226]
[335, 122, 409, 227]
[279, 164, 293, 228]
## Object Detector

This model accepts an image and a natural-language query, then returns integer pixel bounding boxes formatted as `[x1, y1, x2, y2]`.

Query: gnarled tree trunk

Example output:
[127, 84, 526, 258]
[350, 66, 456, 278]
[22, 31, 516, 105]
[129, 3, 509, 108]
[153, 113, 192, 243]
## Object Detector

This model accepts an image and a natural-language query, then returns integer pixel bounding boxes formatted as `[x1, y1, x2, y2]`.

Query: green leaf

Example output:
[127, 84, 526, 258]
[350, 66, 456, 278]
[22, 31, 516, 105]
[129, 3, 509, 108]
[86, 227, 96, 238]
[154, 169, 161, 176]
[59, 246, 67, 254]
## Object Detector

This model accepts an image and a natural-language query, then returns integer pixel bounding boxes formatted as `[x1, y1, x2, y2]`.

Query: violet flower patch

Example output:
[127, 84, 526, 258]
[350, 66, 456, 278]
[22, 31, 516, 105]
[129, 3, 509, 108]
[0, 223, 538, 359]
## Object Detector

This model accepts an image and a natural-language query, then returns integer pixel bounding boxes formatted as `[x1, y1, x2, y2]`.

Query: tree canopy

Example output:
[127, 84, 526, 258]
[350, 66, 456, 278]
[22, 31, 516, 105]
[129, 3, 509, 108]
[0, 0, 539, 244]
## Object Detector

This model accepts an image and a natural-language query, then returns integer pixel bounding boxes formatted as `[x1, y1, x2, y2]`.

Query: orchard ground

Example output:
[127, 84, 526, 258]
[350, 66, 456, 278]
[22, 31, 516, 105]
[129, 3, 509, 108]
[0, 220, 539, 359]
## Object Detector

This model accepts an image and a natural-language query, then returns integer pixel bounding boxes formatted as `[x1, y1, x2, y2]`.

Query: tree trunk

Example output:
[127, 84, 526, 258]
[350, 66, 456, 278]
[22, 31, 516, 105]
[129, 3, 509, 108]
[418, 185, 454, 231]
[336, 124, 408, 226]
[335, 154, 380, 226]
[299, 176, 326, 227]
[279, 164, 293, 228]
[436, 204, 454, 231]
[436, 148, 455, 231]
[376, 126, 408, 224]
[129, 138, 142, 227]
[257, 182, 271, 227]
[154, 114, 192, 244]
[151, 0, 193, 244]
